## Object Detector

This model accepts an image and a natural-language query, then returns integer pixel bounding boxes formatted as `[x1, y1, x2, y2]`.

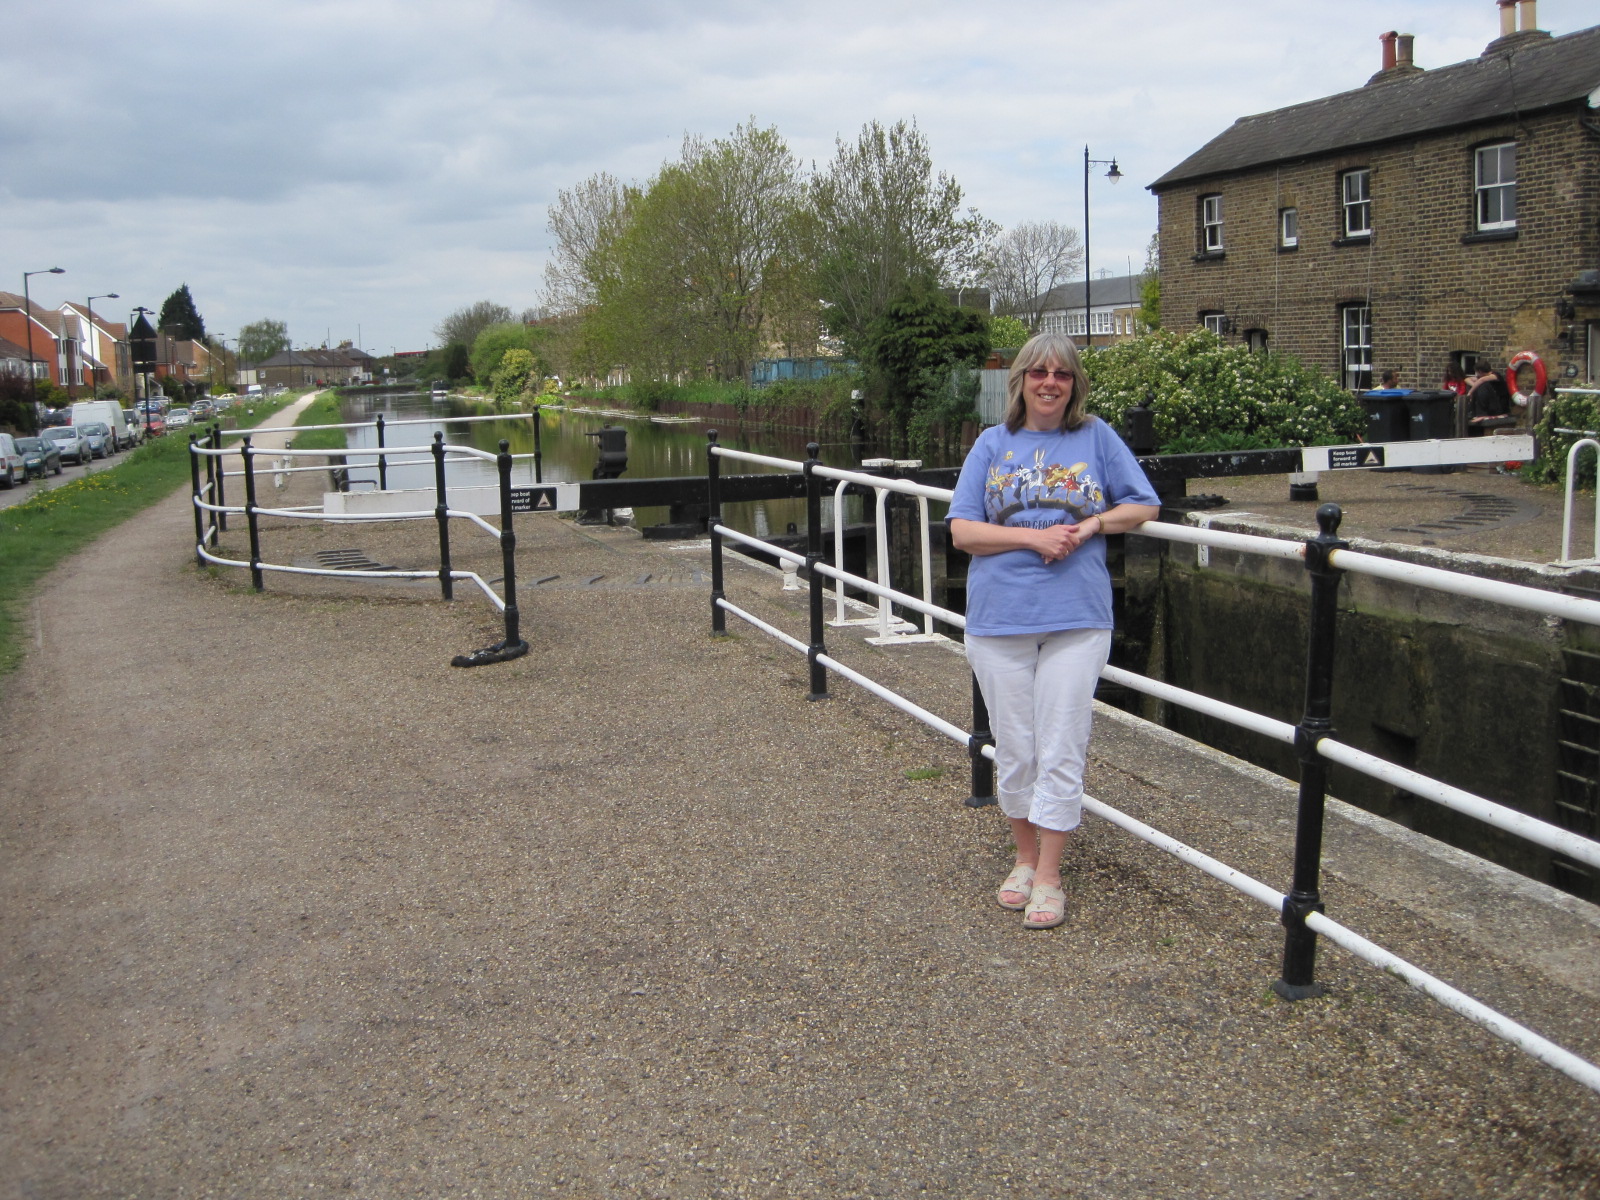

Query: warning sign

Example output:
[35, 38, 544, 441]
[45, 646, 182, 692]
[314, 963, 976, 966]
[508, 487, 558, 513]
[1329, 446, 1385, 470]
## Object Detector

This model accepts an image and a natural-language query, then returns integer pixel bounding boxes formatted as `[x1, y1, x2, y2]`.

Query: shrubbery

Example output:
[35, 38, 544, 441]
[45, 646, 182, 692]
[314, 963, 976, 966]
[1082, 329, 1366, 453]
[1530, 391, 1600, 489]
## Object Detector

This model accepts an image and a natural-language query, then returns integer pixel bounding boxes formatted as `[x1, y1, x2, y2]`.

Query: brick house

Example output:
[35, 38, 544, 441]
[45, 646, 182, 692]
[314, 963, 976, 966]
[0, 292, 65, 384]
[254, 347, 375, 387]
[1149, 1, 1600, 393]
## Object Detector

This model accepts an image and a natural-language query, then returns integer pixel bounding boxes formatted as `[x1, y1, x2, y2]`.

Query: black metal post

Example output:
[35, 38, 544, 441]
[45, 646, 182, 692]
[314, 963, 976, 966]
[201, 429, 216, 540]
[242, 435, 263, 592]
[533, 406, 543, 484]
[803, 442, 828, 700]
[965, 673, 997, 807]
[375, 412, 388, 490]
[496, 439, 524, 650]
[211, 423, 227, 531]
[707, 431, 726, 634]
[432, 431, 453, 600]
[1274, 502, 1348, 1001]
[187, 434, 205, 565]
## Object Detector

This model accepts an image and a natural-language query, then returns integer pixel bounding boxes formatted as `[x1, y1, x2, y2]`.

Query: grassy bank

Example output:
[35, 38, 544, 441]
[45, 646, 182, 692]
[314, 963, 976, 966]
[0, 391, 307, 675]
[290, 391, 348, 451]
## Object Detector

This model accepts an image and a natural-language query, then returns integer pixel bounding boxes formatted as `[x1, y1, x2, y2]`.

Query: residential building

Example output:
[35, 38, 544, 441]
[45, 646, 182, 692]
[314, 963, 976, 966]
[1148, 1, 1600, 391]
[0, 292, 64, 384]
[253, 347, 376, 387]
[60, 303, 128, 392]
[1033, 274, 1148, 348]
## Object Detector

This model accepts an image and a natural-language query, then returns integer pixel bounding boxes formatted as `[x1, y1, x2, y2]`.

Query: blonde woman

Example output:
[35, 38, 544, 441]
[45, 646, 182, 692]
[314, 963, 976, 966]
[948, 333, 1159, 929]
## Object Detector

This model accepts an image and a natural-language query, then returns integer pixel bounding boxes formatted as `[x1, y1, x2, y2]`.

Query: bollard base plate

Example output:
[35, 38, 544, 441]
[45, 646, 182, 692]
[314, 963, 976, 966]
[963, 794, 998, 808]
[451, 640, 530, 668]
[1271, 978, 1327, 1002]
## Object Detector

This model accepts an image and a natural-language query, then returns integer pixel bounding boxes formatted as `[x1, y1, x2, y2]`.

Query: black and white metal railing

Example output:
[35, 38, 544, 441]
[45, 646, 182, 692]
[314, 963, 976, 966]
[189, 430, 529, 667]
[703, 432, 1600, 1095]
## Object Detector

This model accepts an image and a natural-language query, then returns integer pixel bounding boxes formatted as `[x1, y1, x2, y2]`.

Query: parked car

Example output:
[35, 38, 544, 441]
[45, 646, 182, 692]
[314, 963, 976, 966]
[78, 422, 113, 459]
[166, 407, 193, 429]
[191, 398, 216, 422]
[144, 410, 166, 437]
[40, 424, 93, 464]
[70, 400, 133, 450]
[15, 437, 63, 479]
[122, 409, 145, 445]
[0, 433, 24, 488]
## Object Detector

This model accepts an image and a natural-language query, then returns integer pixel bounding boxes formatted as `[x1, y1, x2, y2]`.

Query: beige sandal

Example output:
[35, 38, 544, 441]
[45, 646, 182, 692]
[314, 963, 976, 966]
[1022, 884, 1066, 930]
[997, 865, 1036, 910]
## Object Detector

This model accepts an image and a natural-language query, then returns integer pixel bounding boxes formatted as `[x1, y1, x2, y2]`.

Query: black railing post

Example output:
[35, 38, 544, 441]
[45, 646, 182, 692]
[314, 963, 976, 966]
[707, 431, 726, 635]
[803, 442, 829, 700]
[375, 412, 388, 490]
[533, 406, 543, 484]
[496, 439, 523, 650]
[432, 431, 453, 600]
[1274, 502, 1348, 1001]
[188, 434, 206, 564]
[211, 423, 227, 532]
[965, 672, 997, 808]
[242, 435, 263, 592]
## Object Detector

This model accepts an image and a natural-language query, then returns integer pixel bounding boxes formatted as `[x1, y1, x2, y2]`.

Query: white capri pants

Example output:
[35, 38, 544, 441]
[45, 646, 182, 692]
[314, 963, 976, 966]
[965, 627, 1112, 832]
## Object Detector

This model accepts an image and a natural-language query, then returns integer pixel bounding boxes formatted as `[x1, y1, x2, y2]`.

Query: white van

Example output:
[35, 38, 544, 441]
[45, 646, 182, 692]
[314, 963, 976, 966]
[70, 400, 133, 451]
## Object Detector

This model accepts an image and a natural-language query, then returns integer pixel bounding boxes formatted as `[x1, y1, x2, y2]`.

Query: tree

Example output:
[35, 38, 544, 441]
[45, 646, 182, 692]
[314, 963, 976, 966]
[990, 315, 1031, 347]
[470, 322, 544, 382]
[1138, 232, 1161, 330]
[435, 301, 514, 354]
[489, 348, 535, 408]
[985, 221, 1084, 330]
[541, 172, 630, 315]
[810, 119, 988, 356]
[237, 318, 290, 364]
[860, 279, 991, 452]
[590, 122, 813, 382]
[159, 284, 207, 344]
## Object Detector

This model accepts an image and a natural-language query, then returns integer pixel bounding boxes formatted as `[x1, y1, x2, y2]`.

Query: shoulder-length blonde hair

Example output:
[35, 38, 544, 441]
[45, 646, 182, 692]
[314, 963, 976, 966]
[1003, 332, 1091, 433]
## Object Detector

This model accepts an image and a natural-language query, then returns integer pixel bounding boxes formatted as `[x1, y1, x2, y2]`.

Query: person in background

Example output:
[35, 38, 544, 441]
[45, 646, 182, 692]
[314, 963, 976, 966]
[1442, 362, 1469, 397]
[1380, 369, 1401, 389]
[947, 332, 1160, 930]
[1466, 362, 1512, 430]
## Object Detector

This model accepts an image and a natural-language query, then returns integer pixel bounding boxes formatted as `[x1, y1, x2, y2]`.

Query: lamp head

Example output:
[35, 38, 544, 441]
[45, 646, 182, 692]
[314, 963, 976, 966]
[1106, 160, 1123, 184]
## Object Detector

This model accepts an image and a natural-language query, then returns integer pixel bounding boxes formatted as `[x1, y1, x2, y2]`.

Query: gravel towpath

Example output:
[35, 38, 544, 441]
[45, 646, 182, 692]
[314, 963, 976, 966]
[2, 414, 1598, 1198]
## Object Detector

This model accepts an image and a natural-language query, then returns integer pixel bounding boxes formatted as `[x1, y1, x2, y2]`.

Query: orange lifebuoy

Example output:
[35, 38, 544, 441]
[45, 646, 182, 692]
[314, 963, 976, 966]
[1508, 350, 1547, 398]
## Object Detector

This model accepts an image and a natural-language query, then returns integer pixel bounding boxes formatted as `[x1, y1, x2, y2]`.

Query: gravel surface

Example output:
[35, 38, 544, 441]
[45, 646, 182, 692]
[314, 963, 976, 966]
[2, 411, 1597, 1198]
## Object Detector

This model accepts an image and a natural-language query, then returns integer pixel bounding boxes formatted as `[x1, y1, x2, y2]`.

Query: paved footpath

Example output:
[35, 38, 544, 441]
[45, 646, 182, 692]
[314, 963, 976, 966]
[1, 417, 1598, 1198]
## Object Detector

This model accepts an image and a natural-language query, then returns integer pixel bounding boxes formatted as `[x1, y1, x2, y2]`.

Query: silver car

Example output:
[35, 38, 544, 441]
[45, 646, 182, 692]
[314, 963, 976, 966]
[79, 422, 113, 459]
[40, 424, 93, 464]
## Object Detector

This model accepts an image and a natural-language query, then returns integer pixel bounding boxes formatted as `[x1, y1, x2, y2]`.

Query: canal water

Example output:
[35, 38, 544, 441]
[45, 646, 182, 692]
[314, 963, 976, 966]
[334, 389, 930, 538]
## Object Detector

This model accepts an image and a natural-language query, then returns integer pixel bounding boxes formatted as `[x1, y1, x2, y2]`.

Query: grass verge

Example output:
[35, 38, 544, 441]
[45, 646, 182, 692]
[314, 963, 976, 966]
[290, 391, 348, 451]
[0, 391, 308, 675]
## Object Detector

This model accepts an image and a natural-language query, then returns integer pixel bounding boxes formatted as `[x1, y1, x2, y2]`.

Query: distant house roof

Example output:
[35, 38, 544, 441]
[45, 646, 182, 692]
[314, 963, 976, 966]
[0, 336, 34, 361]
[1034, 273, 1143, 312]
[0, 291, 65, 335]
[1150, 24, 1600, 192]
[256, 348, 375, 370]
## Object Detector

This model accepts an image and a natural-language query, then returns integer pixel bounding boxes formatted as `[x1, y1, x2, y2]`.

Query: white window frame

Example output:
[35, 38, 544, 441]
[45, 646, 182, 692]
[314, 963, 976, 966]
[1201, 312, 1227, 337]
[1341, 170, 1371, 238]
[1065, 312, 1087, 337]
[1090, 311, 1114, 336]
[1475, 142, 1516, 231]
[1201, 194, 1224, 252]
[1279, 207, 1298, 248]
[1341, 304, 1372, 390]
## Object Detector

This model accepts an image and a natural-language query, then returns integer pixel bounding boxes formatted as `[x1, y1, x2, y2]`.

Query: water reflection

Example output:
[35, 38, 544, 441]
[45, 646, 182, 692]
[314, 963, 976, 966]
[333, 390, 908, 535]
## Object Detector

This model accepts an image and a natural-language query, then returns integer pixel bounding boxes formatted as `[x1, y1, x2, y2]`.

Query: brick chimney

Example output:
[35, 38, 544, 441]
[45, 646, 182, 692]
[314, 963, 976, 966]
[1379, 30, 1397, 71]
[1485, 0, 1549, 53]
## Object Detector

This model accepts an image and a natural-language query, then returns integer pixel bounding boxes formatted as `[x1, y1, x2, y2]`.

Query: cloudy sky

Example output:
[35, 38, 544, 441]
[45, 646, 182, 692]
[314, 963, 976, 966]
[3, 0, 1592, 355]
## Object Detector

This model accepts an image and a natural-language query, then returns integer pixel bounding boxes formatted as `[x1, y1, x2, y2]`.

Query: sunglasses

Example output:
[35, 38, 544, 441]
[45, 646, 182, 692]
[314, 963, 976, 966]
[1025, 368, 1074, 382]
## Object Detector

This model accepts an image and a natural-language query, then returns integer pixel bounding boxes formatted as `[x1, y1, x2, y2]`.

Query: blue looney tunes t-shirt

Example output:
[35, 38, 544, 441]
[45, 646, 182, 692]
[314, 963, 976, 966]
[947, 418, 1158, 636]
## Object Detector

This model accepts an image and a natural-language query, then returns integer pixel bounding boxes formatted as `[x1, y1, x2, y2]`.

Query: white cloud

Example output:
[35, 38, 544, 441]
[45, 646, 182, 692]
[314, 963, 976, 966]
[2, 0, 1593, 350]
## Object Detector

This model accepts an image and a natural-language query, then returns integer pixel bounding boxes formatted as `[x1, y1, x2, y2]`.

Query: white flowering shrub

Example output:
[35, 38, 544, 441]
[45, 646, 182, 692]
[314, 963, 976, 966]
[1083, 329, 1366, 452]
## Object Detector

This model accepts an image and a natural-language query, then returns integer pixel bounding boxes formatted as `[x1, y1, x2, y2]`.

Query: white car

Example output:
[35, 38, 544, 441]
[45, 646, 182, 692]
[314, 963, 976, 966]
[166, 408, 193, 429]
[0, 432, 24, 488]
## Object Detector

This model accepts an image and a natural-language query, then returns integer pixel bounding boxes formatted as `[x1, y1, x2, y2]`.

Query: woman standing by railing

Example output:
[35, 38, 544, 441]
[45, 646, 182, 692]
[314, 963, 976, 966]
[948, 333, 1159, 929]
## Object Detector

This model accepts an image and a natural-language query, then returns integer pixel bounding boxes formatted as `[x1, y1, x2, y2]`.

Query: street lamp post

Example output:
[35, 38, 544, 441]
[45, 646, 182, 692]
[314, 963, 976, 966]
[86, 293, 119, 395]
[1082, 148, 1122, 348]
[22, 267, 65, 420]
